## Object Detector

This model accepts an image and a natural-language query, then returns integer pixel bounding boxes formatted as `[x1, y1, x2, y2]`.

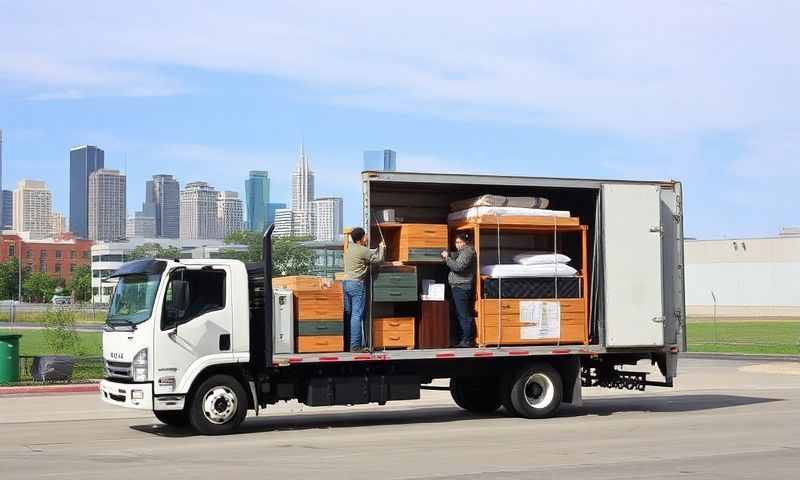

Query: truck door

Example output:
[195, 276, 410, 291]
[153, 265, 234, 395]
[602, 183, 665, 347]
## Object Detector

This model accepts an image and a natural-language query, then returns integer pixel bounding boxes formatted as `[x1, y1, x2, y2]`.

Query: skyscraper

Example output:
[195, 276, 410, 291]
[312, 197, 343, 242]
[266, 202, 287, 227]
[88, 169, 126, 241]
[50, 212, 66, 237]
[273, 208, 294, 237]
[217, 191, 244, 239]
[145, 174, 180, 238]
[245, 170, 270, 233]
[69, 145, 104, 238]
[180, 181, 219, 240]
[363, 149, 397, 171]
[1, 190, 12, 230]
[13, 180, 53, 239]
[0, 130, 4, 221]
[127, 212, 156, 238]
[291, 145, 315, 237]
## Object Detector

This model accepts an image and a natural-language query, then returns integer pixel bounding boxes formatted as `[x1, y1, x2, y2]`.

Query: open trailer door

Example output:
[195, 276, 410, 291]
[602, 183, 665, 347]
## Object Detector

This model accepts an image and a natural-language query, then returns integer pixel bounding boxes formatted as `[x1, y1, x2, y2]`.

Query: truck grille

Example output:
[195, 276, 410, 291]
[104, 360, 132, 381]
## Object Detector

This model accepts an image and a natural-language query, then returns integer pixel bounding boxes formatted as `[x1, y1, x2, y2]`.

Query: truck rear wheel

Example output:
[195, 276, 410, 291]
[450, 378, 502, 414]
[189, 374, 248, 435]
[154, 410, 189, 427]
[507, 363, 562, 419]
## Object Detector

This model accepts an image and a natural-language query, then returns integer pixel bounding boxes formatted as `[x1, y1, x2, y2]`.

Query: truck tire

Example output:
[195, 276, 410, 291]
[508, 363, 562, 419]
[499, 374, 518, 416]
[189, 374, 248, 435]
[154, 410, 189, 427]
[450, 378, 502, 414]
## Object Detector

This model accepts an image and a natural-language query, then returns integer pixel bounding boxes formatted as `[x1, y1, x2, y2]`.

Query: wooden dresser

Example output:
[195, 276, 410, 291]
[373, 317, 415, 350]
[274, 276, 344, 353]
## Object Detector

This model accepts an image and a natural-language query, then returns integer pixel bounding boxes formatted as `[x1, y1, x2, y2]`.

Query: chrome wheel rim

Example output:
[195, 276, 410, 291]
[523, 373, 554, 409]
[202, 386, 238, 424]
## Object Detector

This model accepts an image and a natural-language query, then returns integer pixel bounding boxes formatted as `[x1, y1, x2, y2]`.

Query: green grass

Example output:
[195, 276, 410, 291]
[687, 321, 800, 355]
[0, 309, 107, 324]
[0, 328, 103, 384]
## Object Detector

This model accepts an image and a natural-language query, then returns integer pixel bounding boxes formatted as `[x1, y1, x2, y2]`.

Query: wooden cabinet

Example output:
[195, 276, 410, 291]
[399, 224, 448, 262]
[297, 336, 344, 353]
[372, 266, 418, 302]
[373, 317, 415, 349]
[276, 277, 345, 353]
[477, 298, 587, 346]
[418, 300, 450, 349]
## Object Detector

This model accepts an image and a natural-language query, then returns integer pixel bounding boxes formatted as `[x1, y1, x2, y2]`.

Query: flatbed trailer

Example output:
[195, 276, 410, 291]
[100, 171, 685, 434]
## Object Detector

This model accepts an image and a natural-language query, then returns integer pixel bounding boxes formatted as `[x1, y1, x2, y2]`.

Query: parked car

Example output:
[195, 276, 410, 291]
[51, 295, 72, 305]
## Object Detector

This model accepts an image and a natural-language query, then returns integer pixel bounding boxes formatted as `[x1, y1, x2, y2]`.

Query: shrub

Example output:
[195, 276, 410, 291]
[42, 307, 83, 356]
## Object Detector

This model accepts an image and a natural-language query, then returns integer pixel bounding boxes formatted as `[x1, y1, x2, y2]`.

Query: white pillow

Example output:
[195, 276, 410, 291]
[512, 251, 571, 265]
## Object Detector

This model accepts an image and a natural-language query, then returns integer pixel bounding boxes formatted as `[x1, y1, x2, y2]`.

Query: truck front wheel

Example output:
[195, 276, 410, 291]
[507, 363, 562, 419]
[154, 410, 189, 427]
[189, 374, 248, 435]
[450, 378, 502, 414]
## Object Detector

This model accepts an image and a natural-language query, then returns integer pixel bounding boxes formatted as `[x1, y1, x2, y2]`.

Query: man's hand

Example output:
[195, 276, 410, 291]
[379, 241, 386, 249]
[440, 250, 449, 259]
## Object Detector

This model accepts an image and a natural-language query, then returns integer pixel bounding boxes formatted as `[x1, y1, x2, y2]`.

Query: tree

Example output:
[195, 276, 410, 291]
[223, 231, 314, 276]
[23, 272, 59, 303]
[69, 265, 92, 303]
[0, 258, 21, 300]
[272, 236, 314, 276]
[127, 243, 183, 261]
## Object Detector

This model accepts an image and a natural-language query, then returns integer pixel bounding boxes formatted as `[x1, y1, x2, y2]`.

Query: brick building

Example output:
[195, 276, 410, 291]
[0, 233, 93, 282]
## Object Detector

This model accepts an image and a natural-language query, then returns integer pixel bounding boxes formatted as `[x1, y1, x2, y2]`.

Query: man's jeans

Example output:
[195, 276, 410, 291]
[451, 285, 474, 344]
[343, 280, 367, 350]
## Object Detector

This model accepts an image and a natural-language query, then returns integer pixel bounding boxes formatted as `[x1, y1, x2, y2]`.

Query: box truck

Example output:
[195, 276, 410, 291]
[101, 171, 685, 434]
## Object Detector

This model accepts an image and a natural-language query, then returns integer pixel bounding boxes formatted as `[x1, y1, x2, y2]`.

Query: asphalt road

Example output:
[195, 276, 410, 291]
[1, 357, 799, 480]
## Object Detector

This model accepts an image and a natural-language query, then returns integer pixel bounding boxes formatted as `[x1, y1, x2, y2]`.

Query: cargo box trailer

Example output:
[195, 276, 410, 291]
[101, 171, 685, 434]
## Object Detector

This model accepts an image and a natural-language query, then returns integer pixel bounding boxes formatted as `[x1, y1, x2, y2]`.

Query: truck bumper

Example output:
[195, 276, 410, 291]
[100, 379, 153, 410]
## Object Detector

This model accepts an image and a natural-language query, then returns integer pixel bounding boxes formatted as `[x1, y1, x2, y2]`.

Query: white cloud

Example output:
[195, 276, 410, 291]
[2, 1, 799, 138]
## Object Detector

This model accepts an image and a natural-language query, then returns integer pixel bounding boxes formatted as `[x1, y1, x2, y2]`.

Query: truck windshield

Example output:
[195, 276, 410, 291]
[106, 273, 162, 325]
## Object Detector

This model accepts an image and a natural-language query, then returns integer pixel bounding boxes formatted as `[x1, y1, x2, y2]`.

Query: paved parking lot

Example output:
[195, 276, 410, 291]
[1, 357, 799, 480]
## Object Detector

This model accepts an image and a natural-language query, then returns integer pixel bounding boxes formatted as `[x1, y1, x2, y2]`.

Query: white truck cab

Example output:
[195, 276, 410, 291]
[101, 258, 254, 431]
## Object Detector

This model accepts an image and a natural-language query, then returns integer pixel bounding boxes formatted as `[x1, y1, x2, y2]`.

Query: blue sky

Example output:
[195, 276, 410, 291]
[1, 1, 798, 238]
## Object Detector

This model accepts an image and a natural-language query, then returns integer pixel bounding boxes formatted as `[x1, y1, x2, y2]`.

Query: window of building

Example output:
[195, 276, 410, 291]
[55, 263, 62, 273]
[102, 286, 113, 296]
[82, 251, 89, 258]
[162, 269, 226, 330]
[8, 245, 15, 257]
[70, 264, 76, 272]
[26, 250, 32, 259]
[71, 250, 76, 259]
[92, 287, 99, 295]
[25, 264, 32, 273]
[55, 250, 62, 259]
[92, 255, 100, 262]
[39, 258, 47, 272]
[40, 250, 47, 258]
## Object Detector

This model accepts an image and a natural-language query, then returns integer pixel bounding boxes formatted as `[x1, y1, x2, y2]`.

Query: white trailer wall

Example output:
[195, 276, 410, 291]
[685, 235, 800, 317]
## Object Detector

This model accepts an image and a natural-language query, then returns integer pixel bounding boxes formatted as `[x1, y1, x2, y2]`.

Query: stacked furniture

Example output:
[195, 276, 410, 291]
[450, 214, 589, 347]
[418, 300, 450, 349]
[273, 276, 344, 353]
[372, 317, 415, 349]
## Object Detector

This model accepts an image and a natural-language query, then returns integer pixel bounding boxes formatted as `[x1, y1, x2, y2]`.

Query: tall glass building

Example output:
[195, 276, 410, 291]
[363, 149, 397, 171]
[69, 145, 104, 238]
[266, 202, 287, 227]
[245, 171, 270, 232]
[145, 174, 180, 238]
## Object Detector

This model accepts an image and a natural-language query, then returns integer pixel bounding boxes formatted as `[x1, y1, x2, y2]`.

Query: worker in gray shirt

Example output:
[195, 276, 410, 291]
[441, 232, 476, 347]
[343, 227, 385, 352]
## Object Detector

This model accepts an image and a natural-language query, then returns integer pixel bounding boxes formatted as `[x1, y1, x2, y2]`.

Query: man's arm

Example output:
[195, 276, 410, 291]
[369, 242, 386, 264]
[445, 247, 474, 273]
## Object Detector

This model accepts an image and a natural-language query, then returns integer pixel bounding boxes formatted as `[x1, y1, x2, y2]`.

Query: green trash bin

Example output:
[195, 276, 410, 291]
[0, 334, 22, 384]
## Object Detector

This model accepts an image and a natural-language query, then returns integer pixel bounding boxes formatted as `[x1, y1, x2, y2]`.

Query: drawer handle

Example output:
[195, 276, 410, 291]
[423, 230, 438, 234]
[389, 293, 402, 296]
[389, 336, 401, 341]
[315, 342, 329, 345]
[389, 321, 401, 326]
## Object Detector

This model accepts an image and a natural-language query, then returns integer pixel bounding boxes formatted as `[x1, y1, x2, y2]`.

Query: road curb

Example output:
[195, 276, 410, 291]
[682, 352, 800, 362]
[0, 383, 99, 396]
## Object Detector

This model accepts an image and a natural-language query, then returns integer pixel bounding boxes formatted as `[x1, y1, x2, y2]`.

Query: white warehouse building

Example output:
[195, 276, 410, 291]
[684, 231, 800, 318]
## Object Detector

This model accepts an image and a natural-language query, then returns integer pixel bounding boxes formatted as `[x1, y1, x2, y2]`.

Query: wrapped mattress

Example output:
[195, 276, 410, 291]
[447, 206, 571, 224]
[450, 194, 550, 212]
[480, 263, 578, 278]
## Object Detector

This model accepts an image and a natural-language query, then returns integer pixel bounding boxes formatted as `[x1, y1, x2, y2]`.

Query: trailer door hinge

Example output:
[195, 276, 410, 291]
[651, 316, 666, 323]
[650, 225, 664, 234]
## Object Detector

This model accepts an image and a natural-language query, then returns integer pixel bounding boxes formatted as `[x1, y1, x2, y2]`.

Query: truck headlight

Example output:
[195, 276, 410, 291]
[132, 348, 148, 382]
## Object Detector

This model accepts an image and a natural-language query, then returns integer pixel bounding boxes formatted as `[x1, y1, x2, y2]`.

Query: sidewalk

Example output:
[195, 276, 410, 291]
[681, 352, 800, 362]
[0, 382, 99, 396]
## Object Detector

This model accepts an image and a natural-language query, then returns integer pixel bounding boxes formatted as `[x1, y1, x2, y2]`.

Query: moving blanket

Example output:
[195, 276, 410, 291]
[481, 263, 578, 278]
[450, 194, 550, 212]
[447, 206, 571, 224]
[483, 277, 581, 299]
